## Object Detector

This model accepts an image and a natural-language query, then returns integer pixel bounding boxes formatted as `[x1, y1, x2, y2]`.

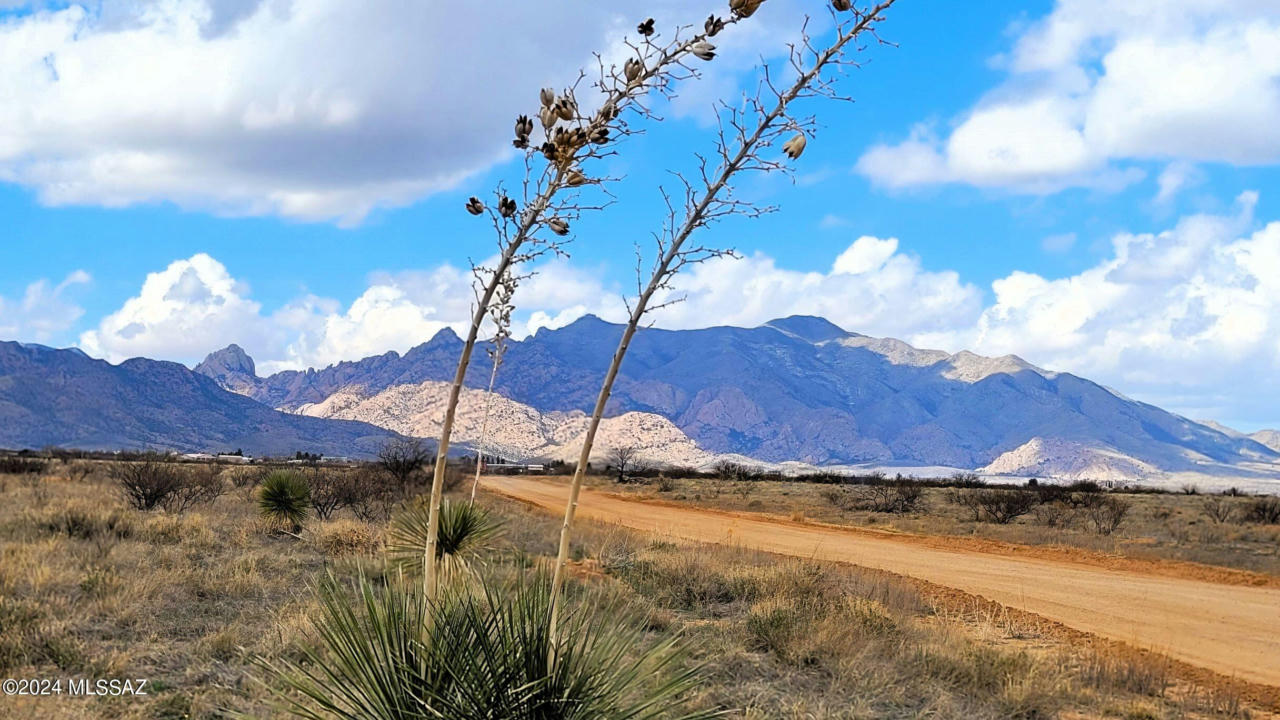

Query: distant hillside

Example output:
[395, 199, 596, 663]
[0, 342, 400, 457]
[197, 316, 1280, 479]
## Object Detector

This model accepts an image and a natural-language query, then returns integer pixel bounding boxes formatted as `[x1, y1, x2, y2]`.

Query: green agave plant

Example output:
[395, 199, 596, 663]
[255, 571, 722, 719]
[258, 470, 311, 533]
[386, 499, 503, 578]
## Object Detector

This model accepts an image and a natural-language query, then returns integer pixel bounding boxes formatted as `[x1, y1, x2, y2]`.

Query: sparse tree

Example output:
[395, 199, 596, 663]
[421, 11, 759, 598]
[606, 445, 641, 483]
[377, 437, 432, 488]
[549, 0, 901, 648]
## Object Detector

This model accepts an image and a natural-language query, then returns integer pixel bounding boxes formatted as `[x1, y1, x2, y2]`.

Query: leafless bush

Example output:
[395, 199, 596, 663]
[111, 460, 185, 511]
[1032, 501, 1077, 528]
[377, 437, 432, 488]
[65, 462, 94, 483]
[1242, 497, 1280, 524]
[348, 468, 399, 523]
[308, 468, 355, 521]
[655, 474, 676, 493]
[951, 488, 1039, 524]
[854, 483, 923, 514]
[1201, 497, 1234, 524]
[1084, 496, 1130, 535]
[165, 465, 226, 513]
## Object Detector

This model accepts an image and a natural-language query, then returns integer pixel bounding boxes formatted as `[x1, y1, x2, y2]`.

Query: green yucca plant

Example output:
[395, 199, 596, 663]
[258, 470, 311, 533]
[387, 499, 503, 579]
[254, 571, 721, 719]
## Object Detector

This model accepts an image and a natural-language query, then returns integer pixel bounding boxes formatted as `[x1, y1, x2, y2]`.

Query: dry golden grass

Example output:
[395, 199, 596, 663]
[0, 465, 1269, 719]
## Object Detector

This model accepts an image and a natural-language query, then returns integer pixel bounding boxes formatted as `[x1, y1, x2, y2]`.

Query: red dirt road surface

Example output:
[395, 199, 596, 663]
[485, 475, 1280, 688]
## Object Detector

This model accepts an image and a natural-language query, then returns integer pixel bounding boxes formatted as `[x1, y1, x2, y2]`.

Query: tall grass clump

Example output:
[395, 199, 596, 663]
[255, 572, 717, 719]
[258, 471, 310, 533]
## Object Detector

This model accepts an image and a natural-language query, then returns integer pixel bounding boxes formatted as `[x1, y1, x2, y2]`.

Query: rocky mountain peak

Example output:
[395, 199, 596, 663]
[763, 315, 852, 344]
[194, 344, 258, 394]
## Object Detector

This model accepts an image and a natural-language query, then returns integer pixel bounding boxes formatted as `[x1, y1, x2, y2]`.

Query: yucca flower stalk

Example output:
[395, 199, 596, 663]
[548, 0, 901, 652]
[421, 13, 754, 599]
[470, 274, 516, 504]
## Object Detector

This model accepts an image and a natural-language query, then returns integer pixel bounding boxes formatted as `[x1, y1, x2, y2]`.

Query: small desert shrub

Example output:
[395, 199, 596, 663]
[111, 459, 184, 511]
[314, 520, 382, 557]
[854, 483, 924, 513]
[386, 499, 503, 575]
[950, 488, 1039, 523]
[1242, 497, 1280, 524]
[0, 456, 46, 475]
[167, 465, 226, 512]
[256, 572, 709, 719]
[64, 461, 94, 483]
[1084, 496, 1130, 535]
[1031, 500, 1076, 528]
[655, 474, 676, 492]
[1200, 497, 1235, 524]
[259, 471, 311, 533]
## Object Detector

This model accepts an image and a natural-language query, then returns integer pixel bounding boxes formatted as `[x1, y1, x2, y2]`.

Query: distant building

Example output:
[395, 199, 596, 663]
[216, 454, 250, 464]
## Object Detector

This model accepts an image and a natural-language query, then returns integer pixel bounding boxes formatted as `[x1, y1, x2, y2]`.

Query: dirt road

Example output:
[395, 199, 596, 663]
[485, 475, 1280, 688]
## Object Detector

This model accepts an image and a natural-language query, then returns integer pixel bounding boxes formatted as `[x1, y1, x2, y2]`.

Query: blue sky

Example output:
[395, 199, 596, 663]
[3, 0, 1280, 431]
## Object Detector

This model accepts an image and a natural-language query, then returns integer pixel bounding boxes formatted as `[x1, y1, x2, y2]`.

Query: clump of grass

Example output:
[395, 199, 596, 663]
[314, 520, 382, 557]
[25, 500, 134, 541]
[258, 471, 310, 534]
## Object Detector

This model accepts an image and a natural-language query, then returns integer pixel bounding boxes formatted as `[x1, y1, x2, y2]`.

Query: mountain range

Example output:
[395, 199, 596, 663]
[0, 341, 399, 457]
[192, 315, 1280, 482]
[3, 316, 1277, 483]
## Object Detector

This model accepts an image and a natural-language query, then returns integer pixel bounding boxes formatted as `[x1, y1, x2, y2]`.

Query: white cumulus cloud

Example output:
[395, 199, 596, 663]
[0, 0, 778, 224]
[857, 1, 1280, 194]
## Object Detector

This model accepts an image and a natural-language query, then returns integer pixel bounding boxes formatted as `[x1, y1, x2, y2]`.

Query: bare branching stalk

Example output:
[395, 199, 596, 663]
[548, 0, 900, 652]
[423, 15, 747, 598]
[469, 275, 515, 504]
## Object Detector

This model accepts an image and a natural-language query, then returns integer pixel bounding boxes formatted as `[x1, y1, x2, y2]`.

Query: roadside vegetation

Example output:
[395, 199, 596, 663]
[0, 458, 1269, 719]
[597, 468, 1280, 577]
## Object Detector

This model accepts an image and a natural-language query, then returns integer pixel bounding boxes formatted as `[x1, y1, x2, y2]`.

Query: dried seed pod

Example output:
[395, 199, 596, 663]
[782, 132, 807, 160]
[513, 136, 529, 149]
[832, 0, 852, 10]
[596, 101, 618, 123]
[498, 196, 517, 218]
[555, 98, 576, 122]
[704, 14, 725, 36]
[465, 197, 485, 216]
[540, 87, 556, 108]
[565, 169, 588, 187]
[624, 58, 644, 84]
[590, 126, 609, 144]
[690, 41, 716, 61]
[729, 0, 764, 19]
[548, 218, 570, 236]
[637, 18, 655, 36]
[539, 106, 557, 130]
[515, 114, 534, 138]
[541, 142, 558, 162]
